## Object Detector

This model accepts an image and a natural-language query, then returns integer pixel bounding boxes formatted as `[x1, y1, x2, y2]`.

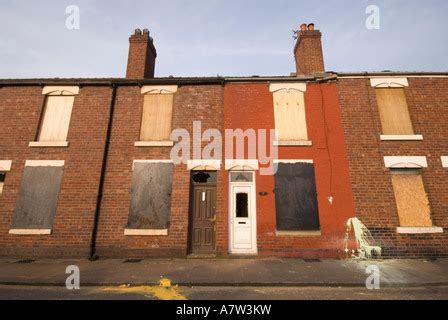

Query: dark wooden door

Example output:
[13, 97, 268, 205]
[189, 186, 216, 254]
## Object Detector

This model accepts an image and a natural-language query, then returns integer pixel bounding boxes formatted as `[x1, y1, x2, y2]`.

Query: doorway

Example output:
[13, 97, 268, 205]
[188, 171, 217, 255]
[228, 171, 257, 255]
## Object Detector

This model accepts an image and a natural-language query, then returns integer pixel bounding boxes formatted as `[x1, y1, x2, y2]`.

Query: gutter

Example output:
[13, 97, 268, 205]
[337, 71, 448, 78]
[89, 83, 117, 260]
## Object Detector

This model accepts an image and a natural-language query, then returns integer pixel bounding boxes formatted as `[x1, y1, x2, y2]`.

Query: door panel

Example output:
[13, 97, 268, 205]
[230, 182, 257, 254]
[189, 186, 216, 254]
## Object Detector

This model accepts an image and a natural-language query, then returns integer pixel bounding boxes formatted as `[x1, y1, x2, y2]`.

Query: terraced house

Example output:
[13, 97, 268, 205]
[0, 24, 446, 259]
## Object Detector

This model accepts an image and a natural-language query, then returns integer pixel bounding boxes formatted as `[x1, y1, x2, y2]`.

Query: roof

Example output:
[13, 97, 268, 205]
[0, 72, 447, 86]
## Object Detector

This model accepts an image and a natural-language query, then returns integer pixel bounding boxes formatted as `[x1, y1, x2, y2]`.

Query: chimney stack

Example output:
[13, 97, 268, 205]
[294, 23, 325, 75]
[126, 28, 157, 79]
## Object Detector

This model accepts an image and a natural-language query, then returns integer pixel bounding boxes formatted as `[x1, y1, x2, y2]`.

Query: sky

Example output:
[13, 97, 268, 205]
[0, 0, 447, 78]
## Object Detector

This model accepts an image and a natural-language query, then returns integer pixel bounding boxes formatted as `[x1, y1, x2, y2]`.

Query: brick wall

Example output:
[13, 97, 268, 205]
[338, 77, 448, 258]
[294, 30, 325, 75]
[224, 82, 356, 258]
[0, 86, 112, 258]
[95, 84, 224, 258]
[126, 30, 157, 79]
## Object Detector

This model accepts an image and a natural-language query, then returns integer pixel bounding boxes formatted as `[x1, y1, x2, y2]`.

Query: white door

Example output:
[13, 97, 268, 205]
[229, 172, 257, 254]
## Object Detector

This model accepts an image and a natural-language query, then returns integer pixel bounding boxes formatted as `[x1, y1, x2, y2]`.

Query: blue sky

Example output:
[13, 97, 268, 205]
[0, 0, 447, 78]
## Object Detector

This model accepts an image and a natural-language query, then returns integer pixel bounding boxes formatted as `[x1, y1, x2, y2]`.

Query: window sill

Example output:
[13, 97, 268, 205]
[9, 229, 52, 235]
[134, 141, 174, 147]
[124, 229, 168, 236]
[275, 230, 321, 237]
[29, 141, 69, 147]
[274, 140, 313, 147]
[380, 135, 423, 141]
[396, 227, 443, 234]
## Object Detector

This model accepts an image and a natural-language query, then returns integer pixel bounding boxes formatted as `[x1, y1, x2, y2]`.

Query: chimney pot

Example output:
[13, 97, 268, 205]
[300, 23, 307, 32]
[294, 23, 325, 75]
[143, 28, 149, 35]
[134, 28, 142, 35]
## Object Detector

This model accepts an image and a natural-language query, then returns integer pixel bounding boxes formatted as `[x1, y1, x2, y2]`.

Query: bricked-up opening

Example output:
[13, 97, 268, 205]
[38, 96, 74, 142]
[140, 94, 174, 141]
[273, 90, 308, 141]
[126, 28, 157, 79]
[294, 23, 325, 75]
[127, 162, 173, 229]
[390, 169, 433, 227]
[12, 166, 64, 230]
[375, 88, 415, 135]
[275, 162, 320, 231]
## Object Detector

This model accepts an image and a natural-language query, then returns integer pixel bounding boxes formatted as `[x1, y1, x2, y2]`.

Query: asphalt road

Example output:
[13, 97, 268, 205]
[0, 285, 447, 300]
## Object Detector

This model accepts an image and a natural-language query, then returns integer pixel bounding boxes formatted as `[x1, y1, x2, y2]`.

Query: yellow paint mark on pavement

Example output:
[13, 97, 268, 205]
[101, 278, 187, 300]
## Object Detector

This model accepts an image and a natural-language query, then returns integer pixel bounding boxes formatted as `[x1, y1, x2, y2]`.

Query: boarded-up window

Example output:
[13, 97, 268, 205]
[0, 172, 5, 195]
[127, 162, 173, 229]
[274, 163, 320, 231]
[140, 94, 174, 141]
[12, 166, 64, 229]
[390, 169, 433, 227]
[375, 88, 414, 135]
[38, 96, 74, 142]
[273, 91, 308, 141]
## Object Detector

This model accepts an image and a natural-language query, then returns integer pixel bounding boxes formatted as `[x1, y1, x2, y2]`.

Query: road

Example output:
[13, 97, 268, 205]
[0, 284, 447, 300]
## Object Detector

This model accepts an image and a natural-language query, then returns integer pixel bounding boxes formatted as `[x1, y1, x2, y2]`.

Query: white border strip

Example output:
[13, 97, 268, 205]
[134, 141, 174, 147]
[141, 85, 178, 95]
[187, 160, 221, 171]
[370, 77, 409, 88]
[384, 156, 427, 169]
[25, 160, 65, 167]
[269, 82, 307, 93]
[132, 159, 173, 170]
[0, 160, 12, 171]
[273, 159, 313, 164]
[42, 86, 79, 95]
[397, 227, 443, 234]
[124, 229, 168, 236]
[225, 159, 259, 171]
[9, 229, 52, 235]
[29, 141, 69, 148]
[441, 156, 448, 168]
[274, 140, 313, 146]
[380, 135, 423, 141]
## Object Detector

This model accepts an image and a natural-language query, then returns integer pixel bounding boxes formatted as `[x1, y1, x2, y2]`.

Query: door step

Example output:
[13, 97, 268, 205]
[187, 254, 217, 259]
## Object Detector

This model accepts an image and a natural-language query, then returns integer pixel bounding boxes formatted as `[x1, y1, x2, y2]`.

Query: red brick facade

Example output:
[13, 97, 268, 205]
[94, 84, 225, 257]
[338, 76, 448, 258]
[0, 26, 446, 259]
[0, 85, 112, 257]
[223, 82, 356, 258]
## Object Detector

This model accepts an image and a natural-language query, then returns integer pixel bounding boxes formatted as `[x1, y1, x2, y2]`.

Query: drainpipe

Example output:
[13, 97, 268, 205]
[89, 83, 117, 260]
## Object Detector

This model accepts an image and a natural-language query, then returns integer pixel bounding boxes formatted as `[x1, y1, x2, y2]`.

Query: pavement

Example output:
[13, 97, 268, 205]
[0, 257, 447, 288]
[1, 285, 447, 300]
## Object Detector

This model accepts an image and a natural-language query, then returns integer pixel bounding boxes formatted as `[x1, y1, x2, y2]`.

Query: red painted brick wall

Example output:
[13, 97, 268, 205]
[223, 82, 356, 258]
[338, 77, 448, 258]
[0, 86, 112, 258]
[95, 85, 224, 258]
